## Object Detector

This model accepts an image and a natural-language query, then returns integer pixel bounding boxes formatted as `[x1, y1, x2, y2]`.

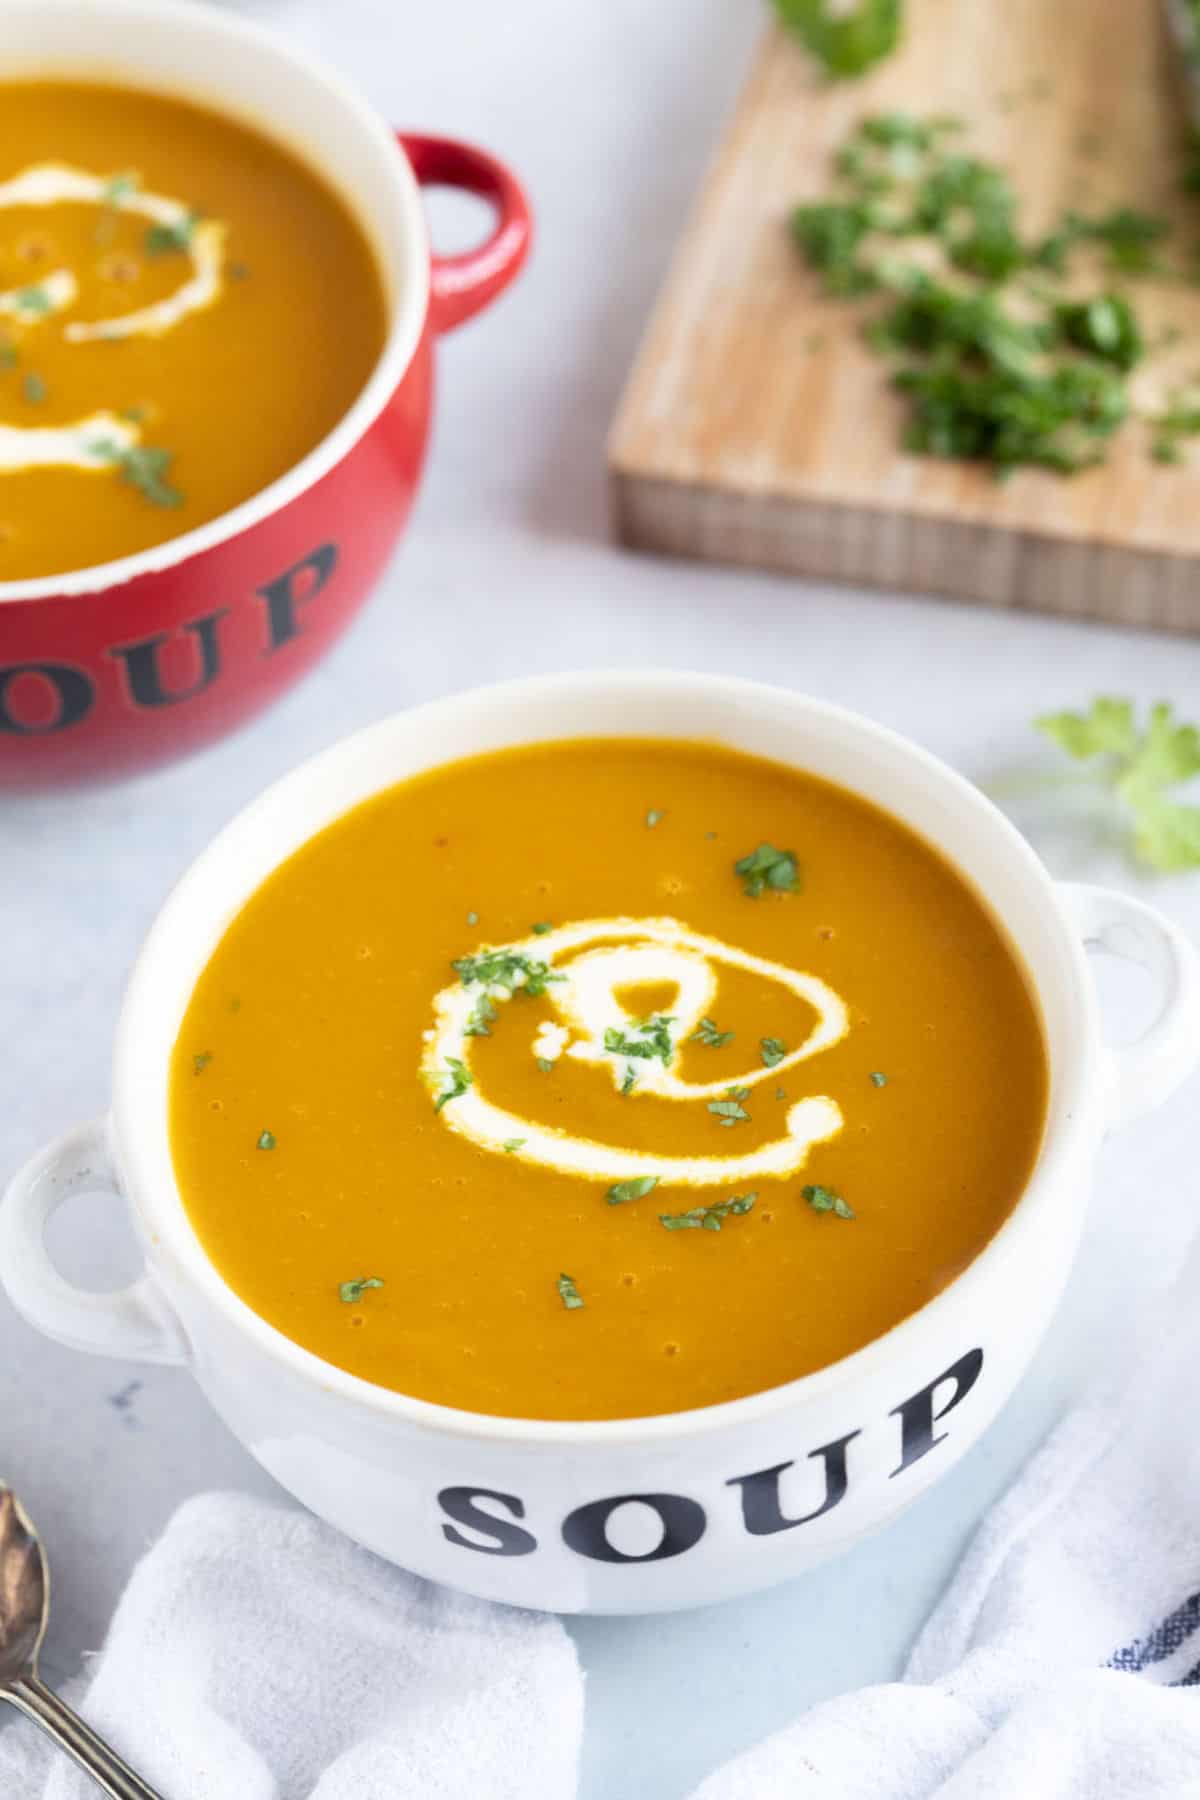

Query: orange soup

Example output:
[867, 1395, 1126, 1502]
[0, 82, 387, 580]
[170, 740, 1048, 1421]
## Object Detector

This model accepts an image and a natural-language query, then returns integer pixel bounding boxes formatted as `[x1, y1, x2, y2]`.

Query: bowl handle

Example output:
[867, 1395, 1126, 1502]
[0, 1120, 187, 1365]
[398, 133, 532, 335]
[1059, 882, 1200, 1132]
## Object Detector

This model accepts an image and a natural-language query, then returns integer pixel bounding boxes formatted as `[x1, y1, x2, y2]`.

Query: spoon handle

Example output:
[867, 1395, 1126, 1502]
[3, 1674, 167, 1799]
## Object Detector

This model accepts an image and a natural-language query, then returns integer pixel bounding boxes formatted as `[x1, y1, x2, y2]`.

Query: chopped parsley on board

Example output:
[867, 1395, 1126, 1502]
[773, 0, 903, 79]
[790, 112, 1200, 475]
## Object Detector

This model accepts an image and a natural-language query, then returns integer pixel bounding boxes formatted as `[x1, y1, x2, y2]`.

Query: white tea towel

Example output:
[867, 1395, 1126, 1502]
[690, 1274, 1200, 1800]
[0, 1493, 583, 1799]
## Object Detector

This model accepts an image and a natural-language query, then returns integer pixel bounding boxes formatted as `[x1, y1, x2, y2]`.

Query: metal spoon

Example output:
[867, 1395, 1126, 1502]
[0, 1484, 167, 1798]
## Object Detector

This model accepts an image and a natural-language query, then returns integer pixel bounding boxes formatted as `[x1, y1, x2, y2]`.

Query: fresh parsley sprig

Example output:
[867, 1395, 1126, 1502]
[1037, 697, 1200, 871]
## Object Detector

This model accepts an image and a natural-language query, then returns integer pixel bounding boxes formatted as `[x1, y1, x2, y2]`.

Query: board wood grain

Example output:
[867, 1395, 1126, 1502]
[609, 0, 1200, 633]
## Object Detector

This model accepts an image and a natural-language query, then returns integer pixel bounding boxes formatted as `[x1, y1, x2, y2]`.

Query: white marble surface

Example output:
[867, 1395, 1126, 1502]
[3, 2, 1200, 1795]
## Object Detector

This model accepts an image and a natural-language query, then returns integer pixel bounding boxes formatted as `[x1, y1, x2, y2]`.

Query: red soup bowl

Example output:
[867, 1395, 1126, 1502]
[0, 0, 531, 789]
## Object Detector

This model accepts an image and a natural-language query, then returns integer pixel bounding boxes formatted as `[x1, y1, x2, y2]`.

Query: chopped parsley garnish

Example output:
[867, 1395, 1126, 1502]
[557, 1272, 584, 1310]
[96, 171, 138, 243]
[87, 439, 183, 508]
[144, 210, 200, 256]
[13, 284, 52, 318]
[773, 0, 903, 78]
[803, 1183, 855, 1219]
[256, 1130, 276, 1151]
[735, 843, 800, 897]
[870, 1070, 888, 1087]
[0, 341, 16, 371]
[502, 1137, 526, 1153]
[434, 1056, 473, 1111]
[606, 1175, 659, 1205]
[1037, 697, 1200, 871]
[531, 921, 553, 935]
[192, 1051, 212, 1075]
[708, 1086, 751, 1127]
[660, 1192, 757, 1231]
[691, 1016, 734, 1048]
[536, 1056, 554, 1073]
[645, 808, 664, 828]
[466, 910, 479, 926]
[452, 947, 563, 998]
[464, 992, 497, 1038]
[787, 112, 1197, 475]
[775, 1086, 788, 1101]
[339, 1276, 384, 1304]
[21, 372, 45, 405]
[760, 1037, 788, 1068]
[620, 1064, 637, 1096]
[604, 1013, 675, 1065]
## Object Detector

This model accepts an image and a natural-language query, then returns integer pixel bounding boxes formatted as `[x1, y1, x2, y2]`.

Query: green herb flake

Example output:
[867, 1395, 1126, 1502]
[803, 1183, 856, 1220]
[604, 1013, 675, 1066]
[536, 1056, 554, 1073]
[773, 0, 903, 79]
[691, 1016, 734, 1048]
[466, 910, 479, 926]
[660, 1192, 757, 1232]
[144, 209, 200, 257]
[531, 920, 553, 935]
[708, 1086, 751, 1127]
[0, 341, 16, 371]
[256, 1130, 276, 1151]
[760, 1036, 788, 1068]
[192, 1051, 212, 1075]
[620, 1064, 637, 1096]
[434, 1056, 473, 1112]
[87, 438, 184, 508]
[13, 284, 51, 319]
[339, 1276, 384, 1304]
[452, 947, 564, 998]
[464, 992, 497, 1039]
[502, 1137, 526, 1154]
[21, 372, 45, 405]
[606, 1175, 660, 1206]
[1036, 697, 1200, 871]
[645, 808, 664, 828]
[775, 1086, 788, 1101]
[734, 843, 800, 897]
[557, 1271, 584, 1310]
[870, 1070, 888, 1088]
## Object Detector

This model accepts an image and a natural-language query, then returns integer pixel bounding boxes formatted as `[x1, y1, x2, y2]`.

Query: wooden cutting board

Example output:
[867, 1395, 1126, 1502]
[609, 0, 1200, 634]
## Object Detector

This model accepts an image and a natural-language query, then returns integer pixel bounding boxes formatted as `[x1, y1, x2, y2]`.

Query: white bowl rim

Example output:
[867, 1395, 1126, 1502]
[0, 0, 429, 608]
[113, 669, 1101, 1448]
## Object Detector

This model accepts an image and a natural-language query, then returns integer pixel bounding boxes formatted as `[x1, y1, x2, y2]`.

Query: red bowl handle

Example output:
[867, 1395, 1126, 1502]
[398, 132, 532, 335]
